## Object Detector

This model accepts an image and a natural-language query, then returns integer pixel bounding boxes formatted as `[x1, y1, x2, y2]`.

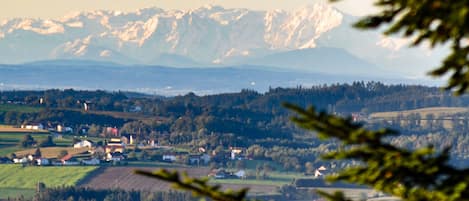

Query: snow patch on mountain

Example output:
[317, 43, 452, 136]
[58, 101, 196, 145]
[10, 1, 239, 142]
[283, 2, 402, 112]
[0, 3, 347, 65]
[100, 50, 111, 57]
[61, 36, 92, 56]
[66, 21, 84, 28]
[7, 19, 65, 35]
[377, 35, 409, 52]
[0, 3, 443, 77]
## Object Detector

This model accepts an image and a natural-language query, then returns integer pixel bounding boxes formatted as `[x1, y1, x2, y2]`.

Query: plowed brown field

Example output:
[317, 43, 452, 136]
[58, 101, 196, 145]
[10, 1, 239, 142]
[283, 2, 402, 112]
[80, 167, 277, 194]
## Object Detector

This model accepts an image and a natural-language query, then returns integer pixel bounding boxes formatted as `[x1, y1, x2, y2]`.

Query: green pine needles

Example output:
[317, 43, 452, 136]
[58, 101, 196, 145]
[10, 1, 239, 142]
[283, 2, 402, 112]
[284, 103, 469, 201]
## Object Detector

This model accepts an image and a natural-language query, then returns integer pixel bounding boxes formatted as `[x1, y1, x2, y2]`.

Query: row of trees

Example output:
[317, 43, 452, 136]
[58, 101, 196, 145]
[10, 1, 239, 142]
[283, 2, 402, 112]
[29, 186, 195, 201]
[3, 84, 469, 144]
[19, 134, 55, 148]
[2, 83, 469, 115]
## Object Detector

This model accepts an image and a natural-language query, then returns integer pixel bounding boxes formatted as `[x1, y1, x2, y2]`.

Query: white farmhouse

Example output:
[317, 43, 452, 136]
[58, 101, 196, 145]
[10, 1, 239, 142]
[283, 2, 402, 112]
[74, 140, 94, 148]
[13, 157, 28, 164]
[21, 123, 44, 130]
[234, 170, 246, 179]
[162, 153, 177, 162]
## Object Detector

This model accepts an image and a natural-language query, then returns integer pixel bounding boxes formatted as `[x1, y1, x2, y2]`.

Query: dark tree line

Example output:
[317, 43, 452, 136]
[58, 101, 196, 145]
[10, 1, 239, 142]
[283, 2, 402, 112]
[23, 186, 195, 201]
[3, 83, 469, 169]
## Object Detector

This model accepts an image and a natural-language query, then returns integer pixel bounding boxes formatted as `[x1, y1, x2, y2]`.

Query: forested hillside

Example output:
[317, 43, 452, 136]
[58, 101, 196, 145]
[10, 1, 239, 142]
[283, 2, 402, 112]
[1, 82, 469, 168]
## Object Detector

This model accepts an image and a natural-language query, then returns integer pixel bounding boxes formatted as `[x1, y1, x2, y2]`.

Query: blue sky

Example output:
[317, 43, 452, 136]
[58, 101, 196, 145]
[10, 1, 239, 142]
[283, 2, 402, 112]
[0, 0, 376, 21]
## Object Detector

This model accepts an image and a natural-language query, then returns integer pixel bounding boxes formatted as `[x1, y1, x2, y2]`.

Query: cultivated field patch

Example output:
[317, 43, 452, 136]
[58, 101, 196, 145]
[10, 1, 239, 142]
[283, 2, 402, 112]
[0, 132, 51, 156]
[80, 167, 210, 192]
[0, 164, 97, 189]
[0, 104, 42, 113]
[0, 188, 35, 199]
[369, 107, 469, 119]
[80, 166, 283, 194]
[14, 147, 89, 158]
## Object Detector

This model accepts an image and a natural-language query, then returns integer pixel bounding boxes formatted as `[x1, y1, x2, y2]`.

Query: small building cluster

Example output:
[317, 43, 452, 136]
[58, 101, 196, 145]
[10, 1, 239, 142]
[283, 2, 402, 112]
[21, 122, 73, 133]
[208, 169, 246, 179]
[21, 123, 44, 130]
[11, 153, 87, 166]
[5, 120, 257, 171]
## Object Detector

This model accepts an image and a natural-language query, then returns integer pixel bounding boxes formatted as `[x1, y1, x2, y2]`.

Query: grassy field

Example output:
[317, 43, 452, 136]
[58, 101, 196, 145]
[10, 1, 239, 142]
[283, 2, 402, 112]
[0, 188, 35, 199]
[369, 107, 469, 129]
[241, 159, 285, 171]
[52, 137, 74, 147]
[15, 147, 89, 158]
[369, 107, 469, 119]
[0, 146, 23, 157]
[0, 130, 94, 157]
[0, 132, 51, 156]
[0, 104, 42, 113]
[0, 165, 97, 199]
[0, 133, 50, 144]
[0, 164, 97, 188]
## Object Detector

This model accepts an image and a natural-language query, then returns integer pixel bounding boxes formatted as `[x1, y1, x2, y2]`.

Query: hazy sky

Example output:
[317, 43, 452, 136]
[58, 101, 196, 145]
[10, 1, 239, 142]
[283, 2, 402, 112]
[0, 0, 377, 21]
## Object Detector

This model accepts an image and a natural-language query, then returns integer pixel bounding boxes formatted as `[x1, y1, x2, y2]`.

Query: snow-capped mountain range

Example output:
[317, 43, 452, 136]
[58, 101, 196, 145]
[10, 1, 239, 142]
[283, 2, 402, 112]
[0, 3, 445, 77]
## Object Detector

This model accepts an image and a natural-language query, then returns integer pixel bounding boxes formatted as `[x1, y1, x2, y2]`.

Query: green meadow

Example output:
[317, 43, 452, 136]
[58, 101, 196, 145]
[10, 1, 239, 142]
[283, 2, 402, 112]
[0, 104, 42, 113]
[0, 164, 97, 188]
[0, 164, 97, 198]
[0, 132, 53, 156]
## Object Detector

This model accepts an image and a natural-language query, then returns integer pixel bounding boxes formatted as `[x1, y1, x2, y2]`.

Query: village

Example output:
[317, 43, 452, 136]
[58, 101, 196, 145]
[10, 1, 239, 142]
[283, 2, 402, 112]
[0, 96, 337, 185]
[0, 121, 265, 180]
[0, 91, 357, 201]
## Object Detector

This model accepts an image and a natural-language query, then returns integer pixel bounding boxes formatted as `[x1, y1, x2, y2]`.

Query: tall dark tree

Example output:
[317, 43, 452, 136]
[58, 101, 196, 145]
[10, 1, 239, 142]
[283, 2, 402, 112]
[19, 134, 36, 148]
[34, 148, 42, 158]
[39, 135, 55, 147]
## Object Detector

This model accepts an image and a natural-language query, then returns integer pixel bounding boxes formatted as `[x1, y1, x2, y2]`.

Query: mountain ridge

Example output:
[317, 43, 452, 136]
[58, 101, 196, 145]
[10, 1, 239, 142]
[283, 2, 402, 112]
[0, 3, 342, 64]
[0, 3, 445, 77]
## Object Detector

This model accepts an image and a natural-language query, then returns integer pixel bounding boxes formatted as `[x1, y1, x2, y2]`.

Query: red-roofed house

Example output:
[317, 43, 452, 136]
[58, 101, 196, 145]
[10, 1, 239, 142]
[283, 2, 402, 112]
[60, 154, 79, 166]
